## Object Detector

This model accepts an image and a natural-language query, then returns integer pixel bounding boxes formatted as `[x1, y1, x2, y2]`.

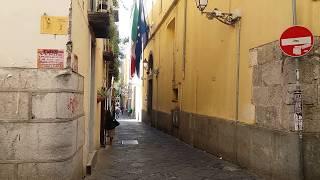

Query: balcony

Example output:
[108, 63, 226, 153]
[103, 39, 115, 62]
[88, 0, 111, 38]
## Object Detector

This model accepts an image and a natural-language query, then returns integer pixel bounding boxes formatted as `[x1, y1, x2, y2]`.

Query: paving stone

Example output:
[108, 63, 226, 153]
[85, 120, 261, 180]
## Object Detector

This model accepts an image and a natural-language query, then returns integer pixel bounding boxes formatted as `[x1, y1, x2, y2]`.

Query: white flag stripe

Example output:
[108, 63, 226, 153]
[281, 36, 312, 46]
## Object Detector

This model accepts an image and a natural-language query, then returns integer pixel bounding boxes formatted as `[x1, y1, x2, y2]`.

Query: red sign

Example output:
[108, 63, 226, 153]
[37, 49, 64, 69]
[279, 26, 314, 57]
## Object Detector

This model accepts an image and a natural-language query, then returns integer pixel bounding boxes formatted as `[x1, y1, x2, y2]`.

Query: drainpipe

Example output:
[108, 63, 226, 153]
[235, 22, 241, 123]
[233, 19, 241, 163]
[182, 0, 187, 80]
[292, 0, 304, 179]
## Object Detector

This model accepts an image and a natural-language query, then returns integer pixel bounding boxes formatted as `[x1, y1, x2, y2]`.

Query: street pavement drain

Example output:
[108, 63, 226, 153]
[122, 140, 139, 145]
[86, 121, 262, 180]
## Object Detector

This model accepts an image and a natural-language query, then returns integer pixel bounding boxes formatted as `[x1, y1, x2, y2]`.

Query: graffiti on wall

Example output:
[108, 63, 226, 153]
[67, 95, 79, 114]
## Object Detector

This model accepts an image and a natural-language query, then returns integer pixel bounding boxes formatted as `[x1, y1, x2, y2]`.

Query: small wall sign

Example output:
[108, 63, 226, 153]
[40, 16, 68, 35]
[37, 49, 64, 69]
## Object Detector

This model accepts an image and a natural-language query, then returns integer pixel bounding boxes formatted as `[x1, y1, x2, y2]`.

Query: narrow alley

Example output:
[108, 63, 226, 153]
[86, 119, 260, 180]
[1, 0, 320, 179]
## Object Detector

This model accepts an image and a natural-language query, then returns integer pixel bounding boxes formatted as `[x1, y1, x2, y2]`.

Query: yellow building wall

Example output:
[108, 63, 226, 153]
[143, 0, 320, 124]
[94, 39, 104, 150]
[71, 0, 105, 172]
[72, 0, 91, 172]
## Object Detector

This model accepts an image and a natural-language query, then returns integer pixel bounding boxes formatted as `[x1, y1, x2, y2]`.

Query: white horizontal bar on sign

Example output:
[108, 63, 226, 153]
[281, 36, 312, 46]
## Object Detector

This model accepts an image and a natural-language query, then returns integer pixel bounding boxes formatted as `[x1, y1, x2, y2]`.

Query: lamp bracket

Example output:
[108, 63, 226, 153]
[202, 8, 241, 26]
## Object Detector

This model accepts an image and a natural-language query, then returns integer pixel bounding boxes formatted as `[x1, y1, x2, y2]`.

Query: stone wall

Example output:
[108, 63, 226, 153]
[143, 110, 301, 180]
[142, 38, 320, 179]
[0, 68, 84, 180]
[251, 39, 320, 179]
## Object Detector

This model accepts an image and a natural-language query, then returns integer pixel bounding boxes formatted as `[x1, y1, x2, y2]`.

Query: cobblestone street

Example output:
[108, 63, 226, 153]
[85, 119, 261, 180]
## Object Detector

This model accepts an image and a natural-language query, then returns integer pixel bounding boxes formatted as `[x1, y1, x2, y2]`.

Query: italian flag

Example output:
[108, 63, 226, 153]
[130, 1, 139, 78]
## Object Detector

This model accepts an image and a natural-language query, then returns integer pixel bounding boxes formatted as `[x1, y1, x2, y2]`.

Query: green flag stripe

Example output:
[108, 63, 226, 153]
[131, 2, 139, 41]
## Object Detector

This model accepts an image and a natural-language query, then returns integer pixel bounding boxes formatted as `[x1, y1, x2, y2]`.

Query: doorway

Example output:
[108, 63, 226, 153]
[147, 79, 153, 117]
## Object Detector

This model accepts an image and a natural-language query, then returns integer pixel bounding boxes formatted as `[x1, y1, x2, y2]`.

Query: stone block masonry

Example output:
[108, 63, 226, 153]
[0, 68, 84, 180]
[143, 110, 302, 180]
[251, 38, 320, 179]
[143, 37, 320, 180]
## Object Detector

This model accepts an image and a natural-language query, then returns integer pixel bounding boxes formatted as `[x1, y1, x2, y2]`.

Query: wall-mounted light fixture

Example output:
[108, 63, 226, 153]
[195, 0, 241, 26]
[143, 59, 149, 70]
[195, 0, 208, 11]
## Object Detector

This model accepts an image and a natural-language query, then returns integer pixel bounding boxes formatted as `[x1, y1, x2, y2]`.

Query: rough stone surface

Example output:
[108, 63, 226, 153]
[280, 104, 295, 130]
[253, 86, 282, 106]
[249, 128, 273, 178]
[249, 48, 258, 67]
[251, 40, 320, 131]
[0, 121, 77, 161]
[17, 149, 83, 180]
[255, 106, 279, 129]
[56, 72, 81, 91]
[0, 164, 16, 180]
[217, 120, 236, 162]
[250, 39, 320, 180]
[77, 117, 85, 150]
[301, 84, 317, 105]
[261, 61, 282, 86]
[32, 93, 57, 119]
[143, 111, 303, 180]
[156, 110, 172, 134]
[270, 131, 301, 180]
[0, 68, 83, 91]
[300, 59, 315, 84]
[252, 65, 262, 86]
[0, 69, 84, 179]
[57, 93, 84, 119]
[86, 120, 260, 180]
[235, 124, 251, 168]
[32, 92, 84, 120]
[0, 92, 29, 120]
[257, 42, 281, 65]
[303, 133, 320, 180]
[282, 58, 297, 84]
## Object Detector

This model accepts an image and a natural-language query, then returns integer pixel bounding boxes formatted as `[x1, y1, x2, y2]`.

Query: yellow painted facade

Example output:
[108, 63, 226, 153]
[143, 0, 320, 124]
[94, 39, 104, 150]
[71, 0, 105, 172]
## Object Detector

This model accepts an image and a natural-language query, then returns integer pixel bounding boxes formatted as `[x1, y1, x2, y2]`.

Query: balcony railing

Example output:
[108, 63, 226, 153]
[88, 0, 112, 38]
[103, 39, 115, 62]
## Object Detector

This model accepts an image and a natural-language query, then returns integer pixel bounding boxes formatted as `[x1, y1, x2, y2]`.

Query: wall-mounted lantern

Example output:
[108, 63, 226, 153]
[195, 0, 241, 26]
[195, 0, 208, 12]
[143, 59, 149, 71]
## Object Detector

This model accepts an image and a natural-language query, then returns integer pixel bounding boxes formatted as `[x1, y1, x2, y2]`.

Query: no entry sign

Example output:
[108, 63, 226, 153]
[280, 26, 314, 57]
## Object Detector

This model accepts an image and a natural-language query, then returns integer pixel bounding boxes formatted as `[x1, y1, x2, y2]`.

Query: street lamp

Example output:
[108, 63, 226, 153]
[195, 0, 240, 26]
[195, 0, 208, 12]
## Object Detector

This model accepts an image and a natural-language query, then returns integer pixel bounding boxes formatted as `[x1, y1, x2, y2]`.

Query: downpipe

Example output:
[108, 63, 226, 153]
[234, 20, 241, 163]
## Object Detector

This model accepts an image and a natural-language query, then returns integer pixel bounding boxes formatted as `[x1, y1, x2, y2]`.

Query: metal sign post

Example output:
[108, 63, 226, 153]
[292, 1, 304, 179]
[292, 0, 302, 134]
